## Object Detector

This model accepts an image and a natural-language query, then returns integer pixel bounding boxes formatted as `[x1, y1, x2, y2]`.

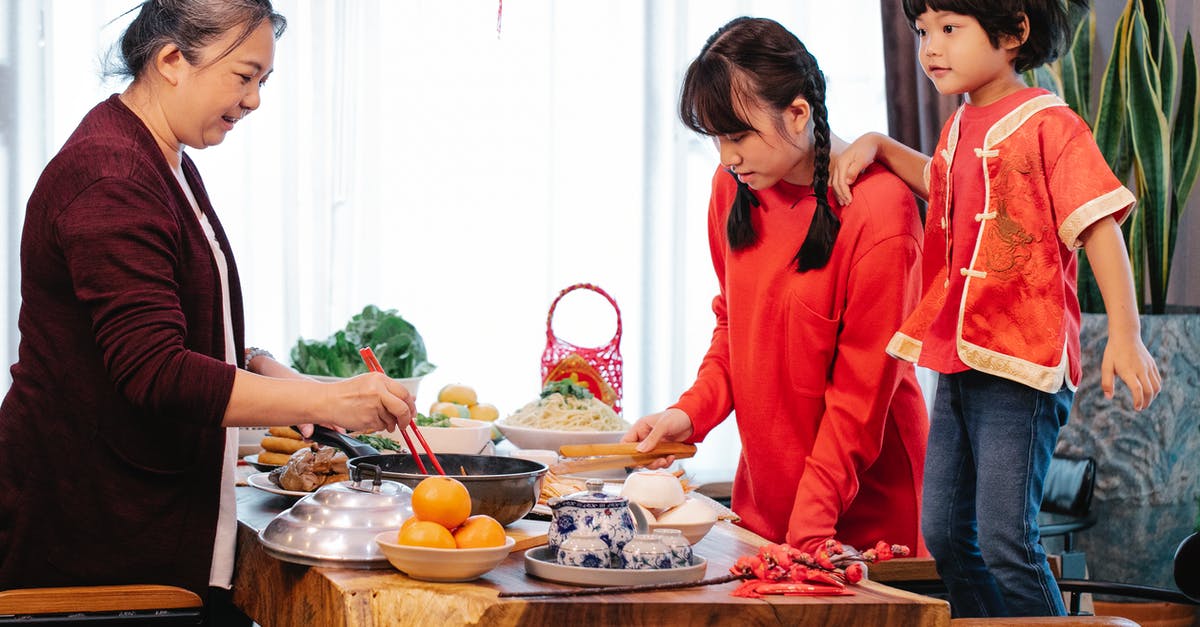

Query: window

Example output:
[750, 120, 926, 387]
[2, 0, 886, 480]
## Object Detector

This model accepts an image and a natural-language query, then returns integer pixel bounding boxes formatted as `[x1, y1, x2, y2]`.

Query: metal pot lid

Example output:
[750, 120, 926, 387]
[258, 479, 413, 567]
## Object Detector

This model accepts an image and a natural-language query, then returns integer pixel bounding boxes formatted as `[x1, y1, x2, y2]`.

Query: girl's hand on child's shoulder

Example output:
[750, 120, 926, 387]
[1101, 331, 1162, 411]
[831, 133, 883, 206]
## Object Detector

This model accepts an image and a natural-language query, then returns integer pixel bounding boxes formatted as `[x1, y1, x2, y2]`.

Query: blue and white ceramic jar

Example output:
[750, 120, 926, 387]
[622, 533, 672, 570]
[652, 528, 692, 567]
[556, 531, 610, 568]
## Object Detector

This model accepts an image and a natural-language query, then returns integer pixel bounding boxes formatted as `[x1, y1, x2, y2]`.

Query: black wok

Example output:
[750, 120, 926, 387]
[306, 425, 547, 526]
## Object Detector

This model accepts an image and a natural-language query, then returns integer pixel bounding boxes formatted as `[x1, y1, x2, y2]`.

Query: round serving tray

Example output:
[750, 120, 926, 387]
[523, 546, 707, 587]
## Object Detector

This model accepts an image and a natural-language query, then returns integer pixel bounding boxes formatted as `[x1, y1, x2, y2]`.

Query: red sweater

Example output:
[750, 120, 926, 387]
[0, 95, 241, 596]
[673, 165, 929, 554]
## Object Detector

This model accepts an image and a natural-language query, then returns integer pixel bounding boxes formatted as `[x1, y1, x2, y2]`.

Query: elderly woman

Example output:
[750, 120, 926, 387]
[0, 1, 414, 622]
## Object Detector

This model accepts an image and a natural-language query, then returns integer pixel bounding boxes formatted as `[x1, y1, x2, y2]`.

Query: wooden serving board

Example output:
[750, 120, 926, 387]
[505, 518, 549, 553]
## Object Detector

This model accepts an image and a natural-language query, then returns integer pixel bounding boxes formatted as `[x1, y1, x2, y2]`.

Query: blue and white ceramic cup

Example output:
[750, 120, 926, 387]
[622, 533, 672, 570]
[652, 528, 692, 567]
[556, 531, 610, 568]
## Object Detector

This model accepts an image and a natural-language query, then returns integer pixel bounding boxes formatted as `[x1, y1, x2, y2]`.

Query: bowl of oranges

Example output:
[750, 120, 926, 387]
[376, 475, 514, 582]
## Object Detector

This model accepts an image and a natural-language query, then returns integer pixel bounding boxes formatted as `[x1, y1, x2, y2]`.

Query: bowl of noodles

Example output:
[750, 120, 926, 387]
[494, 380, 630, 451]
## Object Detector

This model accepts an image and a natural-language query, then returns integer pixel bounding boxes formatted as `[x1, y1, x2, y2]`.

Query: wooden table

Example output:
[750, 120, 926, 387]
[232, 487, 949, 626]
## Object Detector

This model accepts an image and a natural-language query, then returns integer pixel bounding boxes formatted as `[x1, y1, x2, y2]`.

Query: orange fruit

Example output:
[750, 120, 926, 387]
[397, 520, 456, 549]
[453, 515, 507, 549]
[411, 476, 472, 529]
[398, 515, 422, 537]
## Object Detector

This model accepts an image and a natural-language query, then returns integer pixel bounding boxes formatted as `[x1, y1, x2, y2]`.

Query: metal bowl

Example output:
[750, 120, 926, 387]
[349, 453, 547, 526]
[257, 479, 413, 569]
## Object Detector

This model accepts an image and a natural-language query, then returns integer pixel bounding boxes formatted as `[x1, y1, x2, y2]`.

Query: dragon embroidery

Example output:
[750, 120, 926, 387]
[982, 154, 1043, 275]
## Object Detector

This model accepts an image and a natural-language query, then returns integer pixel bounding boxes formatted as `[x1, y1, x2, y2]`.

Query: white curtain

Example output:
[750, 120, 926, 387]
[2, 0, 888, 481]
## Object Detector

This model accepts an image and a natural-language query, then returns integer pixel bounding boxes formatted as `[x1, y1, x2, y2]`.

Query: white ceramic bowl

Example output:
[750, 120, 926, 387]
[622, 470, 687, 510]
[374, 532, 515, 582]
[494, 420, 627, 452]
[647, 519, 716, 545]
[644, 497, 719, 544]
[380, 418, 493, 455]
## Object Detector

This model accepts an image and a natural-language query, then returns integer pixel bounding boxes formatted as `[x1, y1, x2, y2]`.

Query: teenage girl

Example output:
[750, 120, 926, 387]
[623, 16, 931, 557]
[832, 0, 1161, 617]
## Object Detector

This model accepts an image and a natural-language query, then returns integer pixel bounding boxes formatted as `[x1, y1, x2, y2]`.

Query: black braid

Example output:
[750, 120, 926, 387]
[793, 70, 839, 272]
[727, 169, 760, 250]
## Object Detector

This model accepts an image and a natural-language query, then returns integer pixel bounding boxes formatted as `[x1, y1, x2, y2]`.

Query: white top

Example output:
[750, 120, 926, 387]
[175, 169, 239, 590]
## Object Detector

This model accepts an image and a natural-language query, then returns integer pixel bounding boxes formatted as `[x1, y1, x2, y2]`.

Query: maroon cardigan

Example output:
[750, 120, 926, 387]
[0, 95, 242, 597]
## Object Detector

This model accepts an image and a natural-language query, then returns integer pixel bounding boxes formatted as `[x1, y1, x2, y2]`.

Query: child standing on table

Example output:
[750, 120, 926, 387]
[624, 16, 930, 559]
[832, 0, 1161, 618]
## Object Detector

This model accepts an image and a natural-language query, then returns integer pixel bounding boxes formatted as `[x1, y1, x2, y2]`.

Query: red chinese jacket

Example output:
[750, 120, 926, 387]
[887, 93, 1135, 393]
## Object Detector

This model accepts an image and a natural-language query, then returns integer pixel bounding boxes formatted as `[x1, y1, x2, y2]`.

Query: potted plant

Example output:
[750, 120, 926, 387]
[1031, 0, 1200, 597]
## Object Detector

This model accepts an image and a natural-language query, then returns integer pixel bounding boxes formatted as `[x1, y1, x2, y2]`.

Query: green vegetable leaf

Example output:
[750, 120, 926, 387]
[417, 413, 453, 428]
[290, 305, 435, 378]
[540, 379, 594, 400]
[353, 433, 405, 452]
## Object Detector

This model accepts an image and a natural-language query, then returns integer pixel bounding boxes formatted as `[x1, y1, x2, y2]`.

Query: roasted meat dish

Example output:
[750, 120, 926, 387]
[268, 445, 349, 492]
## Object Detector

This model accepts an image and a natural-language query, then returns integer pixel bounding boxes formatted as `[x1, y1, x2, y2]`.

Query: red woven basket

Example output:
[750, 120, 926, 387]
[540, 283, 623, 413]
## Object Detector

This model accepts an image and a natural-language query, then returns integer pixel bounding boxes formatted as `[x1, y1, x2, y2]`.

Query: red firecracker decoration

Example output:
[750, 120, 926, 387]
[728, 538, 910, 598]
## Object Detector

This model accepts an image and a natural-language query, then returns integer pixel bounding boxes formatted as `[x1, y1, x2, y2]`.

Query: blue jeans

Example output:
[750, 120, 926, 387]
[922, 369, 1072, 617]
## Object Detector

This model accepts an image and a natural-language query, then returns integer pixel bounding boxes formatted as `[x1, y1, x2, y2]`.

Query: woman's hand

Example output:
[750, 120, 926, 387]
[321, 372, 416, 434]
[621, 408, 695, 470]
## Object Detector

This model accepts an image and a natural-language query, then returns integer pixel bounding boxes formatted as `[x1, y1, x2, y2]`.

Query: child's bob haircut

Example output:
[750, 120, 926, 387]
[902, 0, 1085, 73]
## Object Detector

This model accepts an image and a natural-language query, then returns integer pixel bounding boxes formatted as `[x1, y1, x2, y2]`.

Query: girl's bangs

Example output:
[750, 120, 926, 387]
[680, 57, 754, 137]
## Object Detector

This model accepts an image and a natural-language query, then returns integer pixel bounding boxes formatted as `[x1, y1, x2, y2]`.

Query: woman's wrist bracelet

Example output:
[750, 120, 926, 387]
[244, 346, 274, 365]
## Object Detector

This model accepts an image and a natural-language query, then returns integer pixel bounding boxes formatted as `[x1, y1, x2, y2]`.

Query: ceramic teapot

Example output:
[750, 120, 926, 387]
[548, 478, 647, 567]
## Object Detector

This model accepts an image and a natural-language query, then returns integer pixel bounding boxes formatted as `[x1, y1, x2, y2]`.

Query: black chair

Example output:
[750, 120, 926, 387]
[1040, 456, 1098, 549]
[1056, 533, 1200, 612]
[1039, 456, 1098, 614]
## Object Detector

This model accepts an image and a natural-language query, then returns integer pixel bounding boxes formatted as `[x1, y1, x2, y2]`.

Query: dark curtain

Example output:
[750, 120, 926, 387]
[880, 1, 960, 155]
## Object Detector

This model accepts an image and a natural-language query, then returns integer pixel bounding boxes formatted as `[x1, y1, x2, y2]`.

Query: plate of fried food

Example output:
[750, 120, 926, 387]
[250, 426, 312, 466]
[259, 446, 351, 495]
[247, 472, 309, 498]
[243, 454, 281, 473]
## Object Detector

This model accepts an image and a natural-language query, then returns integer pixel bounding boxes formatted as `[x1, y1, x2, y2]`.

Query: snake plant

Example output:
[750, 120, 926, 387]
[1032, 0, 1200, 314]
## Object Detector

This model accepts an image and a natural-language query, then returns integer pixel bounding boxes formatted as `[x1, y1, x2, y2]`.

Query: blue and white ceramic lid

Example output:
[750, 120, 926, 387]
[548, 478, 627, 508]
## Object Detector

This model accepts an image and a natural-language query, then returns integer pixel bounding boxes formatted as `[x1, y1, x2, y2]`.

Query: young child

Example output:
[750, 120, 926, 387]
[832, 0, 1162, 618]
[623, 17, 931, 559]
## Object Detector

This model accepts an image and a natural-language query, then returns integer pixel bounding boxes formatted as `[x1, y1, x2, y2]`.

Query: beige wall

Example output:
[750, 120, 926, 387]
[1094, 1, 1200, 308]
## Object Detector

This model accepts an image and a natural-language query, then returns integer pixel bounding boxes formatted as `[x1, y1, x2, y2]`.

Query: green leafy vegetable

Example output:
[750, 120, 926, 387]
[541, 379, 594, 400]
[290, 305, 435, 378]
[353, 433, 405, 452]
[415, 413, 452, 428]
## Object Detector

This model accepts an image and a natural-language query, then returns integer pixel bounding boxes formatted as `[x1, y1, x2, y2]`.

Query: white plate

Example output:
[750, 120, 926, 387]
[523, 546, 707, 587]
[494, 421, 627, 451]
[247, 472, 310, 498]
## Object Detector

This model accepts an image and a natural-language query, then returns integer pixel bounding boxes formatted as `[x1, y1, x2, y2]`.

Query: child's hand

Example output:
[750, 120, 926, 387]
[1101, 331, 1162, 411]
[831, 133, 882, 206]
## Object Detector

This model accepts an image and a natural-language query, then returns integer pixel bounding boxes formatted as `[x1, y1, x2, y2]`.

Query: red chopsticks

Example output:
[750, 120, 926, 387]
[358, 347, 446, 475]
